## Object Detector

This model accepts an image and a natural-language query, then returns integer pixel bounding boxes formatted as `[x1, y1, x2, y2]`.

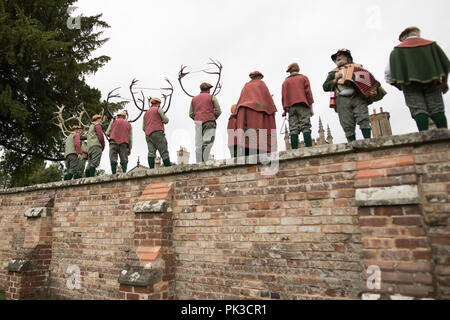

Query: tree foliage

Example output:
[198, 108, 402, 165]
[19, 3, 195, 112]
[0, 0, 112, 161]
[0, 148, 64, 188]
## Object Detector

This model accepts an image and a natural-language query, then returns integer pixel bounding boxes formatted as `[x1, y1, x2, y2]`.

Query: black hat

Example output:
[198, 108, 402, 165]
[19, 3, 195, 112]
[331, 49, 353, 62]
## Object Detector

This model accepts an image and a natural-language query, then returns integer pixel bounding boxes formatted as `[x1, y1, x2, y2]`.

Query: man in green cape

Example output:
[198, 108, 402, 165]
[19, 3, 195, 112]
[386, 26, 450, 131]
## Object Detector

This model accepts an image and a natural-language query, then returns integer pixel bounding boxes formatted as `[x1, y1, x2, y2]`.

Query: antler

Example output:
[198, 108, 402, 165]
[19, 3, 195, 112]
[161, 78, 174, 114]
[126, 78, 146, 123]
[203, 58, 223, 96]
[104, 87, 121, 119]
[53, 103, 92, 138]
[53, 105, 75, 138]
[129, 78, 147, 112]
[178, 65, 195, 98]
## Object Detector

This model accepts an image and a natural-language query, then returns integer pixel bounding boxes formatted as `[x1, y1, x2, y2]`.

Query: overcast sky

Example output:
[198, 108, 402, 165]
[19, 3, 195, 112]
[72, 0, 450, 171]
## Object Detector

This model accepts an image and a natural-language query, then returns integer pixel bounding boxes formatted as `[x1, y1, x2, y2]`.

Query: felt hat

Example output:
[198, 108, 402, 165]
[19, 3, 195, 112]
[331, 49, 353, 62]
[249, 71, 264, 79]
[72, 125, 82, 130]
[92, 114, 102, 121]
[150, 97, 161, 104]
[200, 82, 213, 91]
[399, 26, 420, 41]
[117, 111, 127, 117]
[286, 62, 299, 73]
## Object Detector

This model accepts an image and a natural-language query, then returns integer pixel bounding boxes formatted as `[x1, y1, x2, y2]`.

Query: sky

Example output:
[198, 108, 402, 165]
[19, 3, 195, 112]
[71, 0, 450, 172]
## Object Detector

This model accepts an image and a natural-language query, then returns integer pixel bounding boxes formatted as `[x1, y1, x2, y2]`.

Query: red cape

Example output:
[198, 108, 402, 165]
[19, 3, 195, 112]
[396, 37, 435, 48]
[235, 107, 277, 153]
[236, 80, 277, 115]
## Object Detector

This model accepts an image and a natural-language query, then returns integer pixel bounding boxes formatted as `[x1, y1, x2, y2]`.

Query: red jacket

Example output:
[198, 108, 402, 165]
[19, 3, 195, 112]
[109, 118, 131, 145]
[192, 92, 216, 123]
[144, 105, 165, 136]
[282, 74, 314, 109]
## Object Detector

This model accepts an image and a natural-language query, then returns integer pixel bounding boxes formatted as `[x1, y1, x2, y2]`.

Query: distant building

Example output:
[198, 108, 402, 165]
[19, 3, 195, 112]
[370, 107, 392, 138]
[128, 157, 149, 174]
[284, 126, 291, 151]
[177, 146, 190, 165]
[284, 117, 334, 149]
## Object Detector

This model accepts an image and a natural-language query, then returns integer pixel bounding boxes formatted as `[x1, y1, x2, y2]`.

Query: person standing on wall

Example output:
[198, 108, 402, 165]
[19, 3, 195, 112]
[86, 114, 105, 177]
[385, 26, 450, 131]
[227, 104, 238, 157]
[282, 62, 315, 148]
[64, 125, 83, 180]
[106, 111, 133, 174]
[189, 82, 222, 163]
[322, 49, 378, 142]
[235, 71, 278, 156]
[143, 97, 172, 169]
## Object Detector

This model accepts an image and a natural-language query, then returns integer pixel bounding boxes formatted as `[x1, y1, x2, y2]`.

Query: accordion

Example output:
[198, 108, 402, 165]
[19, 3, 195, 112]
[337, 64, 381, 100]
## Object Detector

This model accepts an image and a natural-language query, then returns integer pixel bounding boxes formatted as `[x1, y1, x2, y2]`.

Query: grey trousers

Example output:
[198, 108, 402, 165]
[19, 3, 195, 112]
[336, 94, 371, 138]
[195, 121, 216, 163]
[146, 131, 169, 160]
[88, 145, 103, 169]
[109, 142, 129, 164]
[288, 103, 312, 134]
[402, 83, 445, 118]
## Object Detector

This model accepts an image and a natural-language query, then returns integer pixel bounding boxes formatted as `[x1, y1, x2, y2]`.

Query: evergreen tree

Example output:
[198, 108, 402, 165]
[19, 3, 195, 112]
[0, 0, 112, 162]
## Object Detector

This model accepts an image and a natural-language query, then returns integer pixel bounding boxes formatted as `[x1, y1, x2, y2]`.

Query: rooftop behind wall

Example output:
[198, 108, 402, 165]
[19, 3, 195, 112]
[0, 129, 449, 300]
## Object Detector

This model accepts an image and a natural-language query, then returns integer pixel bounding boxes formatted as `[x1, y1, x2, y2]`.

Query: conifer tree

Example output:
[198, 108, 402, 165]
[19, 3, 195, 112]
[0, 0, 112, 162]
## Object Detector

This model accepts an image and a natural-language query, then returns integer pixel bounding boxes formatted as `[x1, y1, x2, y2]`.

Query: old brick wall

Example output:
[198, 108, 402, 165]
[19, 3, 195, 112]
[0, 130, 449, 300]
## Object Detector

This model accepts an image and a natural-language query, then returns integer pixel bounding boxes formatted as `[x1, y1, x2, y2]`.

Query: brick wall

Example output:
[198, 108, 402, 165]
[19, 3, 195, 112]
[0, 130, 449, 300]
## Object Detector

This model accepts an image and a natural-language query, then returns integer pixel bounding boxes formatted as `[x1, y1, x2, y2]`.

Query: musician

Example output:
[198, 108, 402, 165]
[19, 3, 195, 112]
[322, 49, 372, 142]
[282, 62, 314, 148]
[235, 71, 277, 156]
[189, 82, 222, 163]
[227, 104, 238, 157]
[143, 97, 172, 168]
[386, 27, 450, 131]
[106, 111, 133, 174]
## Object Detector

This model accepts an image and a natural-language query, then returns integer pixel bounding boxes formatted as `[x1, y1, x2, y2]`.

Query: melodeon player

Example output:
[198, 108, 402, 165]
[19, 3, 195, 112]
[322, 49, 385, 142]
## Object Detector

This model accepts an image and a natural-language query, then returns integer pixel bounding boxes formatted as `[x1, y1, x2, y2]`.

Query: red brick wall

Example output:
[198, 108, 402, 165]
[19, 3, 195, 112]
[0, 131, 448, 299]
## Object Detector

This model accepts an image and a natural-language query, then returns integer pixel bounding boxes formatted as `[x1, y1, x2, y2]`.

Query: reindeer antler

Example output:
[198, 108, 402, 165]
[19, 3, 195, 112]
[125, 79, 145, 123]
[104, 87, 121, 119]
[53, 103, 92, 138]
[203, 58, 223, 96]
[178, 65, 195, 98]
[161, 78, 174, 114]
[130, 79, 147, 112]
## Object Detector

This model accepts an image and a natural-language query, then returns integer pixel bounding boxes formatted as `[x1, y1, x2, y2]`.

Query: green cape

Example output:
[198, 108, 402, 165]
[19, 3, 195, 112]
[390, 41, 450, 89]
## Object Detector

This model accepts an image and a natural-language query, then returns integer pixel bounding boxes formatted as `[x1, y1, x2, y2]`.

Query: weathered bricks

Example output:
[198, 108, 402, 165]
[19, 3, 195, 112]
[0, 130, 449, 300]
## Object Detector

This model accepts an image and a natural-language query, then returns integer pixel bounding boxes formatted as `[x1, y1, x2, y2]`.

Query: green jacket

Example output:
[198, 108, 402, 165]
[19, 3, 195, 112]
[64, 133, 77, 158]
[389, 40, 450, 88]
[87, 123, 104, 150]
[323, 71, 338, 92]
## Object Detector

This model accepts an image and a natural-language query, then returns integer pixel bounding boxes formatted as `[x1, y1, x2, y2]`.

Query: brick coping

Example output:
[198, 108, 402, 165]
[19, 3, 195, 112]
[1, 129, 449, 195]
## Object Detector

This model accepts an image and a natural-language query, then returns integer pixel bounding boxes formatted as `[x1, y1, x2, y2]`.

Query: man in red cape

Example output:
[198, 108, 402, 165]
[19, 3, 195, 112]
[235, 71, 277, 156]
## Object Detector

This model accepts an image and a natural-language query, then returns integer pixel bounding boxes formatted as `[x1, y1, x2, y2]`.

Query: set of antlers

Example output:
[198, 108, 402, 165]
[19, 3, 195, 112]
[54, 59, 222, 136]
[53, 103, 106, 138]
[178, 58, 223, 97]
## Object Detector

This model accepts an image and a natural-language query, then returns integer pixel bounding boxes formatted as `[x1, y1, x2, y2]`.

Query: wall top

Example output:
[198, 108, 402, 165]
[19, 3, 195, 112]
[0, 129, 449, 195]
